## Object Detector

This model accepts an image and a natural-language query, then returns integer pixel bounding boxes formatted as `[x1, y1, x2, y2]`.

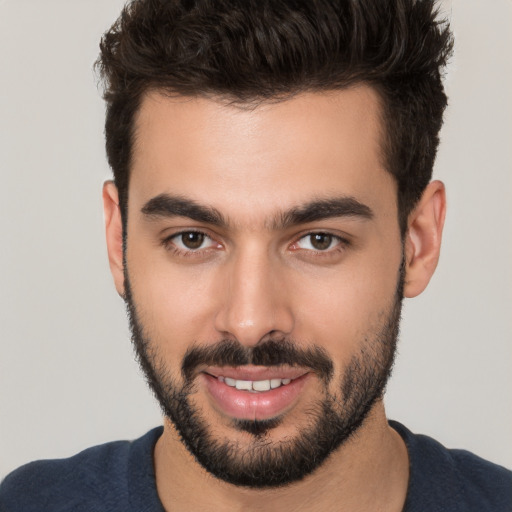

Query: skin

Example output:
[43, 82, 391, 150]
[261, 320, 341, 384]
[103, 86, 445, 511]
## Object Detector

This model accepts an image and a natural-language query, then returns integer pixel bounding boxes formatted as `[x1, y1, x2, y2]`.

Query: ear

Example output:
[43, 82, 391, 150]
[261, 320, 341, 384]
[103, 181, 125, 297]
[403, 180, 446, 298]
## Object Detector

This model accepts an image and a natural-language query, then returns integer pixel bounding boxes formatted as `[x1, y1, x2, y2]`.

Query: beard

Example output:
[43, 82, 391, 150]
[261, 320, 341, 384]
[123, 263, 404, 489]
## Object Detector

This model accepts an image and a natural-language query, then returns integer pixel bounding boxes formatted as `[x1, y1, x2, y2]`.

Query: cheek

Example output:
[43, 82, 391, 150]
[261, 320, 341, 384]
[125, 221, 403, 372]
[290, 248, 402, 365]
[126, 247, 223, 355]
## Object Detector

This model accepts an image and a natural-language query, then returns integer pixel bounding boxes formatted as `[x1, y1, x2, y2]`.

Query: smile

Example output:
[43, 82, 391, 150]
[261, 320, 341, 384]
[202, 368, 311, 421]
[217, 376, 292, 392]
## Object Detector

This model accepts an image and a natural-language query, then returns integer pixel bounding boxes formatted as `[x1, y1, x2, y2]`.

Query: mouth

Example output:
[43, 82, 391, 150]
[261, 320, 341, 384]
[217, 375, 293, 392]
[201, 366, 312, 422]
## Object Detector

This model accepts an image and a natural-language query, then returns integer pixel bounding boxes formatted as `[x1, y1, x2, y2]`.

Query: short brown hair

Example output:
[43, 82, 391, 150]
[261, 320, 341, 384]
[97, 0, 453, 234]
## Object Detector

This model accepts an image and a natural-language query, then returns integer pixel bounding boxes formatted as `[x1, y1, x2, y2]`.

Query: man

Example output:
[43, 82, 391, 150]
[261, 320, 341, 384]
[1, 0, 511, 510]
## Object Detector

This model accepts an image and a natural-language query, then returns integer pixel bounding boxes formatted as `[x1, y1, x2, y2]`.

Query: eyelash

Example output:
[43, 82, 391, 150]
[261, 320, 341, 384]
[161, 230, 219, 258]
[161, 230, 350, 258]
[290, 232, 349, 254]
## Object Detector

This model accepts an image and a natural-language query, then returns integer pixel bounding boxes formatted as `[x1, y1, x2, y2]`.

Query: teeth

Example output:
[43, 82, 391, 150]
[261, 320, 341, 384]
[235, 380, 253, 391]
[252, 380, 271, 392]
[219, 377, 292, 392]
[270, 378, 282, 389]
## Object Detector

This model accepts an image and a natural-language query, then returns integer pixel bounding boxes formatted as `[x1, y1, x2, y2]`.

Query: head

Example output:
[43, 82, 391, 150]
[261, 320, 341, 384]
[98, 0, 451, 488]
[98, 0, 452, 236]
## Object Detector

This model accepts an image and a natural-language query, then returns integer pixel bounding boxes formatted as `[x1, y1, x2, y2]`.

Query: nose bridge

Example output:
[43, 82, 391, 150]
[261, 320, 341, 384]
[214, 241, 293, 346]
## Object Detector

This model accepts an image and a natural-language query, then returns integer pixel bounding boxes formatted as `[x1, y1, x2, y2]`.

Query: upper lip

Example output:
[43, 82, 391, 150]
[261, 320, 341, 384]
[204, 365, 309, 381]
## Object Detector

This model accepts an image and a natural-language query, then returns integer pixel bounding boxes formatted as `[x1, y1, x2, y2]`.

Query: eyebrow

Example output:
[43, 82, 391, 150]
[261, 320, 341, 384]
[141, 194, 373, 229]
[276, 197, 373, 228]
[141, 194, 227, 226]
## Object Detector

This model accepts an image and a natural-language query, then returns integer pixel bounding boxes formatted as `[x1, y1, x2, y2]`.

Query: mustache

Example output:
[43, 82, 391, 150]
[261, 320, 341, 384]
[182, 338, 334, 383]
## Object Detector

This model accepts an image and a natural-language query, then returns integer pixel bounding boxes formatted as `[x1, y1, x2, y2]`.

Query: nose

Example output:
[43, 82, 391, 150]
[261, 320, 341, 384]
[214, 245, 294, 347]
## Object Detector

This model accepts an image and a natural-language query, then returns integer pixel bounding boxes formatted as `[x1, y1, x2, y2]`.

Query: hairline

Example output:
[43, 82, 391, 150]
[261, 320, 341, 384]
[122, 82, 405, 236]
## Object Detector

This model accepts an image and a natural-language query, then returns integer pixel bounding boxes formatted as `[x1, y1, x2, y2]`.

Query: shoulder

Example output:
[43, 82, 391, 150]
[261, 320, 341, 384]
[391, 421, 512, 512]
[448, 448, 512, 504]
[0, 427, 163, 512]
[0, 440, 131, 512]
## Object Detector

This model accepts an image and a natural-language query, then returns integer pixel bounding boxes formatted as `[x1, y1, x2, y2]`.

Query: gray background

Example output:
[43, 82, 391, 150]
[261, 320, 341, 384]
[1, 0, 511, 479]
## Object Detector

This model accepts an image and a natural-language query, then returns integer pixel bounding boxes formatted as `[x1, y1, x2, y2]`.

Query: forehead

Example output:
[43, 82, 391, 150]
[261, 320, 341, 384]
[129, 87, 396, 223]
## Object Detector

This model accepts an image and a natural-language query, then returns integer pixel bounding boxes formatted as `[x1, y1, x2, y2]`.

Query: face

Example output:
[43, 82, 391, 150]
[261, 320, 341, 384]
[121, 87, 405, 487]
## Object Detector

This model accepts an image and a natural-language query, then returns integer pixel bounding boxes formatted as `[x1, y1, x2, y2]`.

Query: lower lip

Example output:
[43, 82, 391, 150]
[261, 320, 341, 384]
[202, 373, 311, 421]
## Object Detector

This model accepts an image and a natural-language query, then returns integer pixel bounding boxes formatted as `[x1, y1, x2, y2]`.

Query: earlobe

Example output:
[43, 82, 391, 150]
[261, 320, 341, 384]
[403, 180, 446, 298]
[102, 181, 125, 297]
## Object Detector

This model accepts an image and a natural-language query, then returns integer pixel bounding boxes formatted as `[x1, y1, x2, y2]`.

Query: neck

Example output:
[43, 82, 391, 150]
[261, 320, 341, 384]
[154, 402, 409, 512]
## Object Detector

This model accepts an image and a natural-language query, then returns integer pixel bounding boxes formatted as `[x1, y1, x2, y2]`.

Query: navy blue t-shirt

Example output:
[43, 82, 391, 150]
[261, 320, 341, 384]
[1, 421, 511, 511]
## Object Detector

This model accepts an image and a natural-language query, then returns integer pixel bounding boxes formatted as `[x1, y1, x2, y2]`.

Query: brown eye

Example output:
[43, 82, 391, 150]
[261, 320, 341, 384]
[292, 232, 343, 253]
[180, 232, 205, 249]
[164, 230, 219, 255]
[310, 233, 333, 250]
